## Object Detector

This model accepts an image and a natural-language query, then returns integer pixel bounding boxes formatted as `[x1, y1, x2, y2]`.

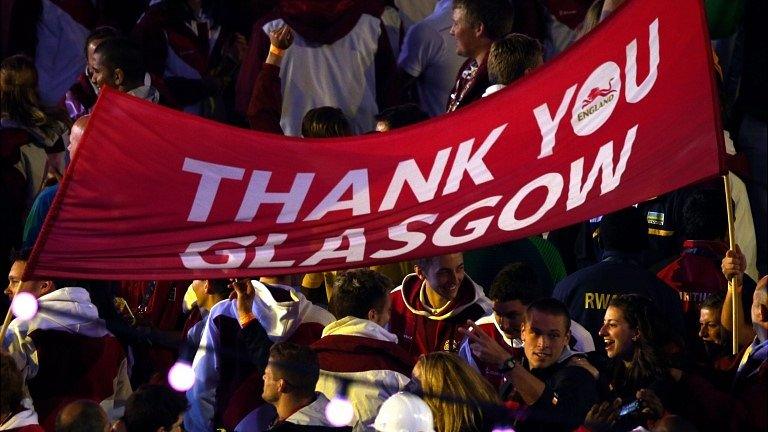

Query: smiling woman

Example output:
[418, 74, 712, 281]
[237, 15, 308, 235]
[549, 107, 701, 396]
[599, 294, 683, 404]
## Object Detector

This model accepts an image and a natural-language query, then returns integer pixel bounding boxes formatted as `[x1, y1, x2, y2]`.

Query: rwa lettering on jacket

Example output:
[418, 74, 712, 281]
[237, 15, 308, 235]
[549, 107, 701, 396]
[178, 18, 661, 271]
[585, 293, 618, 310]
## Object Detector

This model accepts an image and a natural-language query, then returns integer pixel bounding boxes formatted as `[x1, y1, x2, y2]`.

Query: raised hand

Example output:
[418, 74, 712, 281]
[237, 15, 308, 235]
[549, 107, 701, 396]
[230, 278, 256, 322]
[722, 244, 746, 281]
[458, 319, 511, 368]
[269, 25, 294, 50]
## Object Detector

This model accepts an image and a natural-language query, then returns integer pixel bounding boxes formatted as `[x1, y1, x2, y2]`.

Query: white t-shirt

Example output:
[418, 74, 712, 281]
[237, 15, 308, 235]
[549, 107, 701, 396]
[35, 0, 90, 106]
[265, 15, 386, 136]
[397, 0, 464, 117]
[395, 0, 438, 30]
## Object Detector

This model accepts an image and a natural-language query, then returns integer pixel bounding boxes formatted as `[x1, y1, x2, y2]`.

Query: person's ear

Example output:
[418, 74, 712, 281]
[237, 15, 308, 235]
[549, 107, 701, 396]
[204, 280, 215, 295]
[368, 308, 378, 322]
[759, 304, 768, 324]
[114, 68, 124, 86]
[40, 280, 55, 296]
[414, 265, 424, 280]
[475, 22, 485, 38]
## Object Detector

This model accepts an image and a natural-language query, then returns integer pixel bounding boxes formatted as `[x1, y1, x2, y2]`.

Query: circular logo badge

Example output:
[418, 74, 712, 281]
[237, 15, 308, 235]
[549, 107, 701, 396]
[571, 62, 622, 136]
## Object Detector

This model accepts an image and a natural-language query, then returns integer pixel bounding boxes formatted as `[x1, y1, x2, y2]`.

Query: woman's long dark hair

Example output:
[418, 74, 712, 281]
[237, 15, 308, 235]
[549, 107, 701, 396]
[608, 294, 681, 395]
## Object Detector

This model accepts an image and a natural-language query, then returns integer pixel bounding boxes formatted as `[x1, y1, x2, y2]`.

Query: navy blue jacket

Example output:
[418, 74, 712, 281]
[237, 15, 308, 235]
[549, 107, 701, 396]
[552, 251, 684, 354]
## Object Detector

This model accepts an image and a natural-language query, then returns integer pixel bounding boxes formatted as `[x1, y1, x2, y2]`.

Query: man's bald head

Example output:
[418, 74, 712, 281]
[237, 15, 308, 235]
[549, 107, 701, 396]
[652, 415, 698, 432]
[752, 276, 768, 332]
[55, 400, 109, 432]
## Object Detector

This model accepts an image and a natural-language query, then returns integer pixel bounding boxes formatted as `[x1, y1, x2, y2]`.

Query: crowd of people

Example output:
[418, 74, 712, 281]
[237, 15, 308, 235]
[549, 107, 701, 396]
[1, 0, 766, 431]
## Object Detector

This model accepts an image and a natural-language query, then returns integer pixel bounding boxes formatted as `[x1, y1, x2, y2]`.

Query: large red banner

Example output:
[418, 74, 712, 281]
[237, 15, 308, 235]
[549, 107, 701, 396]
[27, 0, 724, 280]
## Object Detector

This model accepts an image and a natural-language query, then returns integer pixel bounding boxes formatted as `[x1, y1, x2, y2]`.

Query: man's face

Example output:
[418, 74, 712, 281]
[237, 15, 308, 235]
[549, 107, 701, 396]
[521, 310, 569, 369]
[375, 121, 390, 132]
[189, 280, 207, 304]
[5, 260, 47, 300]
[371, 295, 392, 328]
[751, 277, 768, 331]
[699, 307, 722, 344]
[262, 362, 281, 404]
[89, 51, 117, 91]
[493, 299, 527, 340]
[450, 7, 480, 58]
[599, 306, 636, 359]
[417, 253, 464, 301]
[86, 39, 103, 78]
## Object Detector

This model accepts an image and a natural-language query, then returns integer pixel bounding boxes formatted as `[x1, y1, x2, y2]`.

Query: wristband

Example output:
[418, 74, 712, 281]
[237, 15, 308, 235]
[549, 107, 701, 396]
[238, 312, 256, 328]
[269, 44, 285, 56]
[499, 356, 516, 372]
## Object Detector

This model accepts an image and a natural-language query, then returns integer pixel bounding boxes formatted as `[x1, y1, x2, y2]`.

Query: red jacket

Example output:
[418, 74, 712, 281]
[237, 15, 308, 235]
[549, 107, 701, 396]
[657, 240, 728, 337]
[674, 339, 768, 432]
[461, 315, 522, 389]
[0, 409, 45, 432]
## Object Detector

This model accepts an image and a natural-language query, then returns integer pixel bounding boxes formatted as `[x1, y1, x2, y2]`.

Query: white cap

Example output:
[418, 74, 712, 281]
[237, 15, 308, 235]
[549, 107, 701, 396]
[373, 392, 435, 432]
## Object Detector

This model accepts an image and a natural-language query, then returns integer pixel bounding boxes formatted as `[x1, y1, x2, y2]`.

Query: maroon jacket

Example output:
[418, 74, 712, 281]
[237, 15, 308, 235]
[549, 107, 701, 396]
[311, 317, 415, 428]
[27, 330, 126, 431]
[4, 425, 44, 432]
[446, 57, 489, 112]
[389, 274, 491, 356]
[247, 63, 284, 134]
[132, 0, 231, 108]
[312, 328, 415, 377]
[0, 409, 45, 432]
[675, 351, 767, 432]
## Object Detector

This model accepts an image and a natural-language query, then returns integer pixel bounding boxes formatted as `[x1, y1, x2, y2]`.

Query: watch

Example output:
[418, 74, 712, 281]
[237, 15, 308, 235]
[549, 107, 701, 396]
[499, 356, 516, 373]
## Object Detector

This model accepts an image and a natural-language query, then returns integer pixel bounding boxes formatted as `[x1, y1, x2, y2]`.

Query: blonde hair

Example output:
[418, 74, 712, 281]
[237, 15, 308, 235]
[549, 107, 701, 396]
[575, 0, 627, 41]
[488, 33, 543, 85]
[418, 352, 502, 432]
[575, 0, 605, 40]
